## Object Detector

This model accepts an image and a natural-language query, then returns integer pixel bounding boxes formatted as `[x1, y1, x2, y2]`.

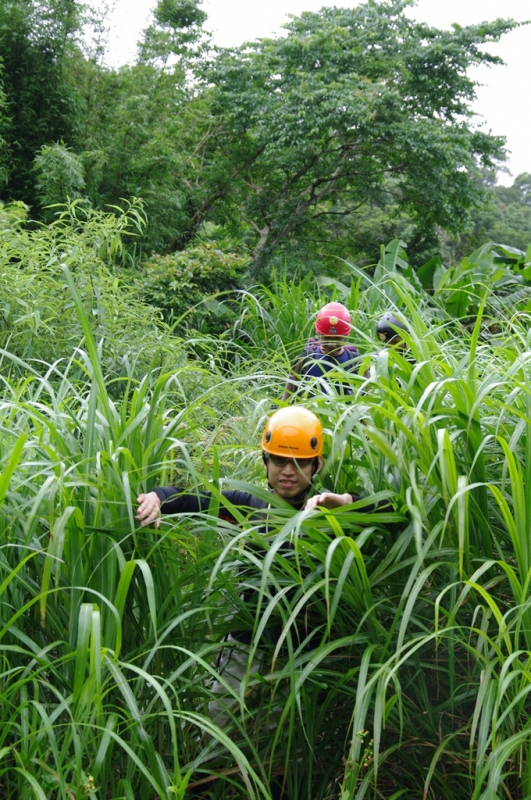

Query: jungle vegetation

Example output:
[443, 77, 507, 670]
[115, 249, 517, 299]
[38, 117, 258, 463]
[0, 1, 531, 798]
[0, 0, 529, 275]
[0, 201, 530, 797]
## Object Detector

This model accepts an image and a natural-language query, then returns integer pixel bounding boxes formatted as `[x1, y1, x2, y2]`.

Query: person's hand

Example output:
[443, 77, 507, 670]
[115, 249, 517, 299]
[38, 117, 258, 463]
[136, 491, 162, 528]
[304, 492, 353, 511]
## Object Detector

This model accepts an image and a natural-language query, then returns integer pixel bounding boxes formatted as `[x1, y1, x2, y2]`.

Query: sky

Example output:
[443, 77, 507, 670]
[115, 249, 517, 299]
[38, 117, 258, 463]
[99, 0, 531, 186]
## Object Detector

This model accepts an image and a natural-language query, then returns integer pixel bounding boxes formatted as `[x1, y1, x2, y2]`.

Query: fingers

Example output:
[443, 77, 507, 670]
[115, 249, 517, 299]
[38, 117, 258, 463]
[305, 492, 333, 510]
[304, 492, 352, 510]
[136, 491, 162, 528]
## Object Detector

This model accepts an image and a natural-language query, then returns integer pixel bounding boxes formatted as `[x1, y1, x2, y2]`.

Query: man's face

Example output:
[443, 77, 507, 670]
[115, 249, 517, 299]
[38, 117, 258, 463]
[264, 454, 322, 503]
[319, 335, 346, 355]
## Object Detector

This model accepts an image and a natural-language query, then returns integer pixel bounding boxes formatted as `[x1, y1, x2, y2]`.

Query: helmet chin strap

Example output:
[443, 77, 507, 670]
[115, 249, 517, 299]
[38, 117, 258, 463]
[289, 477, 316, 507]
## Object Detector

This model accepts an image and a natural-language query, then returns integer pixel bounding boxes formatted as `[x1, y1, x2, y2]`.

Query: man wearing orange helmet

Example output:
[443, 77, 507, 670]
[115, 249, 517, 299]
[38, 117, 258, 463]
[282, 302, 360, 401]
[135, 406, 390, 727]
[136, 406, 358, 526]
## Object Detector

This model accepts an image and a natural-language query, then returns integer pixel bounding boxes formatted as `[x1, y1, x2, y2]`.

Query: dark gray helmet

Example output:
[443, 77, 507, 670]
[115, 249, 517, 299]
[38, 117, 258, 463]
[377, 312, 409, 343]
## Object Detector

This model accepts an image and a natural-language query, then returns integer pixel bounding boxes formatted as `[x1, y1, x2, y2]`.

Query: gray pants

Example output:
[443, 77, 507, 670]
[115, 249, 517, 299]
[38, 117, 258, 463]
[209, 635, 266, 727]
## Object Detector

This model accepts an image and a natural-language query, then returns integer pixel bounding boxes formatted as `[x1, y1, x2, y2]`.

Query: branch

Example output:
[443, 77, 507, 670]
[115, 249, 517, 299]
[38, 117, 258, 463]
[309, 200, 367, 221]
[189, 144, 267, 221]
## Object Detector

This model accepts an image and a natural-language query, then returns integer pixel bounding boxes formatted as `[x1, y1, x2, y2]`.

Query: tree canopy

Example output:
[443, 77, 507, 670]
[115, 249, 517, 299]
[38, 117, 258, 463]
[200, 2, 515, 271]
[0, 0, 85, 205]
[0, 0, 526, 272]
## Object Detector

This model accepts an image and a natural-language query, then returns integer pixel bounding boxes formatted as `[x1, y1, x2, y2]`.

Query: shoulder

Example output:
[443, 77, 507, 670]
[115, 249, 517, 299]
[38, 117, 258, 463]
[290, 353, 309, 375]
[299, 342, 322, 368]
[341, 344, 360, 362]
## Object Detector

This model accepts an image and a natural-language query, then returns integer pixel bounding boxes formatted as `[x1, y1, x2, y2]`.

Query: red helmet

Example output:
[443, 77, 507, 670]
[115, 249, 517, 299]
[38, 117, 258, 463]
[315, 302, 351, 337]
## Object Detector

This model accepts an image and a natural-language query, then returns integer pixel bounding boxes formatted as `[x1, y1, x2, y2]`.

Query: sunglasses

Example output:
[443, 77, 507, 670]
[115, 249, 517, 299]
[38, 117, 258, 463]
[266, 454, 315, 468]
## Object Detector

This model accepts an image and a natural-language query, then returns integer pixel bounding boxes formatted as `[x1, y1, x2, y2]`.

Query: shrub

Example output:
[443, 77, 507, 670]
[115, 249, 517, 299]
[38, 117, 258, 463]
[0, 198, 185, 381]
[33, 142, 86, 216]
[138, 243, 250, 332]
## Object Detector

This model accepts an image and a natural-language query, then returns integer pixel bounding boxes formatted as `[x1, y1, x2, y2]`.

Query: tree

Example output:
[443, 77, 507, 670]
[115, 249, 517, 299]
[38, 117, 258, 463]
[138, 0, 209, 63]
[55, 0, 521, 271]
[193, 1, 517, 273]
[0, 0, 86, 208]
[72, 0, 212, 254]
[0, 65, 10, 190]
[443, 172, 531, 261]
[77, 59, 210, 255]
[496, 172, 531, 207]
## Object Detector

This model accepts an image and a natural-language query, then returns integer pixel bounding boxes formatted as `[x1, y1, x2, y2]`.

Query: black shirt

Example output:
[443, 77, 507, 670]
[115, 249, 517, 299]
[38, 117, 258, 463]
[154, 485, 365, 522]
[153, 485, 396, 645]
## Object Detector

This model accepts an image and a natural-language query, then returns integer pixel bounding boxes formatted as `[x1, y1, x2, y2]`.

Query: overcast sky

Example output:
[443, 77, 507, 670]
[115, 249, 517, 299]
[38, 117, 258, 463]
[100, 0, 531, 186]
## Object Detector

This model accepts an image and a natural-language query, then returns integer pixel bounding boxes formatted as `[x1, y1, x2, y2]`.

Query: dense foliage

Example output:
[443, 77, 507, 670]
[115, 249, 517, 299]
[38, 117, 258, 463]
[203, 4, 512, 272]
[0, 0, 527, 271]
[446, 172, 531, 262]
[1, 199, 531, 797]
[0, 198, 182, 379]
[0, 0, 84, 205]
[1, 2, 531, 797]
[138, 244, 250, 331]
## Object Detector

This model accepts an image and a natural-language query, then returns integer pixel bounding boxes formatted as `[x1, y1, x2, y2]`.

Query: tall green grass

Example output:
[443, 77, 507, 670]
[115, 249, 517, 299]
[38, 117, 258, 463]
[2, 250, 531, 798]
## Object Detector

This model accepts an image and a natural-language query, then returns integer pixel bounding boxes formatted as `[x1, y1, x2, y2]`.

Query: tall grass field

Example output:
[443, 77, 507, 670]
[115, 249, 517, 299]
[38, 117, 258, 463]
[1, 216, 531, 799]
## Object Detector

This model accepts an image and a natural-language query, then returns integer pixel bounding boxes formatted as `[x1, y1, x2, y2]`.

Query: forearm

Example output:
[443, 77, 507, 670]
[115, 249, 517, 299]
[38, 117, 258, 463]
[304, 492, 356, 510]
[154, 486, 212, 515]
[137, 486, 259, 526]
[282, 374, 300, 401]
[304, 493, 394, 512]
[137, 486, 208, 526]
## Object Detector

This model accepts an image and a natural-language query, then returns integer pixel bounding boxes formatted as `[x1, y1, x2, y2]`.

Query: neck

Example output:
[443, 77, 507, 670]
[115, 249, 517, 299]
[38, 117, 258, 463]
[273, 488, 311, 508]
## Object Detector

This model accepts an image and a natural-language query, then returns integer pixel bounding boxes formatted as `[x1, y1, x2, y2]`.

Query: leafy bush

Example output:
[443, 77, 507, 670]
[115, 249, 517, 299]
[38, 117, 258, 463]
[138, 243, 250, 332]
[33, 141, 86, 216]
[0, 199, 28, 230]
[417, 240, 531, 321]
[0, 198, 185, 380]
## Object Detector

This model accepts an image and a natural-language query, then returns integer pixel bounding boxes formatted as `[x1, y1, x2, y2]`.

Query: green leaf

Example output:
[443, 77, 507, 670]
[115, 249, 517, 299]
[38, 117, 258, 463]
[417, 255, 443, 291]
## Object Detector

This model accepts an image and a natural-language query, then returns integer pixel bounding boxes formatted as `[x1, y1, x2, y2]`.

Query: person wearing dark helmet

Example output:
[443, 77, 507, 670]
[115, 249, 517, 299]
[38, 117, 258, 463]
[135, 406, 393, 726]
[376, 312, 409, 348]
[282, 302, 360, 401]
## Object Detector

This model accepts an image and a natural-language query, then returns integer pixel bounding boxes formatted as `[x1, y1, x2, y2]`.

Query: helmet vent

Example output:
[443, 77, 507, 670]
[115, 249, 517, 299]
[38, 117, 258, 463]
[310, 436, 318, 450]
[265, 431, 272, 443]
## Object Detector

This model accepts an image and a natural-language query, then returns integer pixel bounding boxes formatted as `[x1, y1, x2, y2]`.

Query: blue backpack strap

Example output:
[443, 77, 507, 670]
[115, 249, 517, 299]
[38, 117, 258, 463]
[301, 339, 360, 374]
[344, 344, 360, 362]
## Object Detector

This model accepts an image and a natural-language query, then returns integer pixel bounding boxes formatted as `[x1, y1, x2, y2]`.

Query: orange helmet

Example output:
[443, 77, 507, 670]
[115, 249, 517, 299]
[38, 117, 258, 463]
[315, 302, 351, 337]
[261, 407, 323, 457]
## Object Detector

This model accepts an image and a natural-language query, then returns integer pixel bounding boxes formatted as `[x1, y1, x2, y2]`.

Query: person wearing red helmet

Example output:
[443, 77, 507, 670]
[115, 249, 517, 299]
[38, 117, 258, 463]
[282, 302, 360, 401]
[315, 301, 352, 338]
